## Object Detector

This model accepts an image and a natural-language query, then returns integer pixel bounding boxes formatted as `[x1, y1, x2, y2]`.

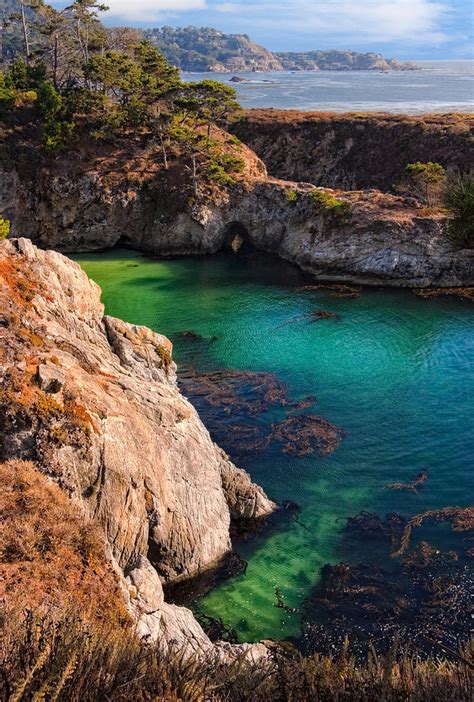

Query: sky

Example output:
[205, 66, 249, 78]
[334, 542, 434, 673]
[59, 0, 474, 59]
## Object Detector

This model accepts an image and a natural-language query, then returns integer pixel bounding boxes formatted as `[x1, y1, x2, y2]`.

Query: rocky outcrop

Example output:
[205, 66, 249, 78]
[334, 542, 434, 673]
[2, 163, 472, 286]
[232, 111, 474, 191]
[144, 26, 283, 73]
[0, 238, 274, 648]
[275, 50, 415, 72]
[1, 111, 472, 287]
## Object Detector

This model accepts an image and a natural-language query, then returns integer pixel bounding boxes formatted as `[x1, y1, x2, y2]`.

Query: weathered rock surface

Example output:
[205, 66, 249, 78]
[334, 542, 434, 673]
[233, 111, 474, 191]
[1, 165, 472, 286]
[0, 238, 274, 649]
[143, 27, 415, 73]
[1, 112, 472, 287]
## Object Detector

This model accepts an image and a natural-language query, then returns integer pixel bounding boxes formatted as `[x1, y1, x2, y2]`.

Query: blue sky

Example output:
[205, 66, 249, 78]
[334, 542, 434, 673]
[63, 0, 474, 59]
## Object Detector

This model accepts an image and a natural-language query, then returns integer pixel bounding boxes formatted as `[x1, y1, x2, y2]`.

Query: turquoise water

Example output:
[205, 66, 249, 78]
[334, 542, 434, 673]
[74, 249, 474, 643]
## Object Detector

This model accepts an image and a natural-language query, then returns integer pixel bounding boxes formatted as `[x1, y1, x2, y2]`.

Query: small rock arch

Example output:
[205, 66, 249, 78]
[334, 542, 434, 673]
[222, 221, 254, 253]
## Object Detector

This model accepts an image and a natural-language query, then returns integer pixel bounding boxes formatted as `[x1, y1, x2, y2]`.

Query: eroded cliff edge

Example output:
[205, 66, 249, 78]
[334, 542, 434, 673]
[0, 237, 274, 652]
[1, 113, 473, 287]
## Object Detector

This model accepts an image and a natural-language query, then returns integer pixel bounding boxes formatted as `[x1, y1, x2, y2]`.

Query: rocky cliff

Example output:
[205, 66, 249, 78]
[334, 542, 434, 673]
[144, 27, 283, 73]
[0, 237, 274, 651]
[143, 26, 414, 73]
[1, 112, 473, 287]
[1, 163, 472, 287]
[275, 50, 414, 72]
[232, 111, 474, 191]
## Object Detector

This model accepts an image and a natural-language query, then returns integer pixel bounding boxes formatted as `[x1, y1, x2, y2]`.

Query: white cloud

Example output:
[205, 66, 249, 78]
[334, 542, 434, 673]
[103, 0, 206, 23]
[56, 0, 450, 45]
[208, 0, 449, 44]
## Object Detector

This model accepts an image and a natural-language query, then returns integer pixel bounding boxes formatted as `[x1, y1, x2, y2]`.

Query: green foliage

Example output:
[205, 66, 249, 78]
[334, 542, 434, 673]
[309, 189, 351, 222]
[405, 161, 446, 206]
[9, 57, 29, 90]
[445, 173, 474, 249]
[206, 162, 237, 186]
[0, 215, 11, 239]
[36, 80, 62, 119]
[286, 189, 298, 203]
[0, 73, 16, 115]
[216, 150, 245, 173]
[406, 161, 446, 183]
[42, 116, 75, 152]
[172, 79, 240, 135]
[228, 134, 242, 147]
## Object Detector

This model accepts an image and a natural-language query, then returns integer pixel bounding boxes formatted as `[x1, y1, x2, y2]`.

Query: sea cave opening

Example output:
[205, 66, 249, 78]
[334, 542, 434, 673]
[222, 221, 255, 254]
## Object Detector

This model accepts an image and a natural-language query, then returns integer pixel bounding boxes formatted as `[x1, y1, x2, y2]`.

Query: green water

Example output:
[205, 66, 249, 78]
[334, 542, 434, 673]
[74, 248, 474, 643]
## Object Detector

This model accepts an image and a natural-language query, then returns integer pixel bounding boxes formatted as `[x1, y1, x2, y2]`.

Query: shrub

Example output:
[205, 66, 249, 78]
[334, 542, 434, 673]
[286, 189, 298, 203]
[445, 173, 474, 249]
[405, 161, 446, 206]
[37, 80, 62, 120]
[0, 460, 127, 625]
[0, 215, 10, 240]
[228, 134, 242, 147]
[218, 151, 245, 174]
[206, 162, 237, 186]
[42, 118, 75, 153]
[309, 189, 351, 223]
[0, 74, 15, 116]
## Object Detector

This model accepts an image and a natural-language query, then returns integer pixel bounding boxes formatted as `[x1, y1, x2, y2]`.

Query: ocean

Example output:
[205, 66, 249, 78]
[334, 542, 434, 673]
[183, 60, 474, 113]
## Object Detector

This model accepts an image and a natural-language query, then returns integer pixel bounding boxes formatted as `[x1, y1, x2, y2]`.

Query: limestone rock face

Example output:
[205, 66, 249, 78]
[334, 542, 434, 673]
[0, 238, 275, 647]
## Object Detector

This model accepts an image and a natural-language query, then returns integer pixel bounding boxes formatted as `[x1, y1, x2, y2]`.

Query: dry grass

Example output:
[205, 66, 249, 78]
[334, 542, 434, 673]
[2, 612, 472, 701]
[0, 460, 127, 625]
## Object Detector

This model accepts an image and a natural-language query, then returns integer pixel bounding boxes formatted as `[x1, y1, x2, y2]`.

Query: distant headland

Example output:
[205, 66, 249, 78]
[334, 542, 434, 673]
[144, 26, 417, 73]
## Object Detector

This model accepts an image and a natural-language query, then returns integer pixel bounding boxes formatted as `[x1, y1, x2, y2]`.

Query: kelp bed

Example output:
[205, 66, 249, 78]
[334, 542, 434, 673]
[301, 506, 473, 661]
[179, 366, 345, 460]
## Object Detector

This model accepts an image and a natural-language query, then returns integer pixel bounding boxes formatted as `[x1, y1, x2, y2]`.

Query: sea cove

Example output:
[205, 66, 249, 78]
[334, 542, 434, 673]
[75, 248, 474, 651]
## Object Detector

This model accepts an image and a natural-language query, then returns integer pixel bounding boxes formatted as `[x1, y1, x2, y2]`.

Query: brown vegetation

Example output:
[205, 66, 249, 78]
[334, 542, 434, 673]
[415, 287, 474, 301]
[0, 460, 127, 624]
[392, 506, 474, 558]
[232, 110, 474, 192]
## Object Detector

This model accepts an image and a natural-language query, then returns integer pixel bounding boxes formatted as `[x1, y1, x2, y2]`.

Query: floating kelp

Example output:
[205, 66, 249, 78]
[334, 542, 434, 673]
[301, 506, 474, 660]
[310, 309, 341, 322]
[345, 511, 406, 538]
[179, 366, 312, 417]
[274, 586, 299, 614]
[271, 414, 346, 456]
[402, 540, 459, 569]
[384, 470, 428, 493]
[178, 367, 340, 463]
[415, 287, 474, 302]
[297, 283, 361, 299]
[391, 506, 474, 558]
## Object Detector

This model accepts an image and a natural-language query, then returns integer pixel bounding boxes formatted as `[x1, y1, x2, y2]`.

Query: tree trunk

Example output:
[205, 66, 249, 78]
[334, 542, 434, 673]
[191, 154, 198, 197]
[52, 33, 59, 89]
[159, 132, 168, 170]
[20, 0, 30, 65]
